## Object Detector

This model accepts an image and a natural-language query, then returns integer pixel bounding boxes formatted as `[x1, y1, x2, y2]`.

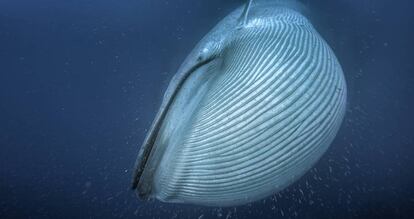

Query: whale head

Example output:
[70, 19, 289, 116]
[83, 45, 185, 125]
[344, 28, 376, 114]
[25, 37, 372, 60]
[132, 0, 347, 207]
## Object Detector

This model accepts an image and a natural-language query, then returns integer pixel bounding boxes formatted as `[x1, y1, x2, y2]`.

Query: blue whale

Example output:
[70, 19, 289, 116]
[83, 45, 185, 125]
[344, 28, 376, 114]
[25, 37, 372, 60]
[132, 0, 347, 206]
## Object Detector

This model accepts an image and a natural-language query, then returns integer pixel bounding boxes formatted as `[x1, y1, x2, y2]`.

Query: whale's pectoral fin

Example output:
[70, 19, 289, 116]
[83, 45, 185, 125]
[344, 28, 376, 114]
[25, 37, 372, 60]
[238, 0, 253, 28]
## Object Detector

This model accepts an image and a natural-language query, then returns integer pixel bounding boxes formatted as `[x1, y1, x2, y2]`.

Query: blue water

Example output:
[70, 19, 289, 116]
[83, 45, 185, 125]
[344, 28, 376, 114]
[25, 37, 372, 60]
[1, 0, 413, 218]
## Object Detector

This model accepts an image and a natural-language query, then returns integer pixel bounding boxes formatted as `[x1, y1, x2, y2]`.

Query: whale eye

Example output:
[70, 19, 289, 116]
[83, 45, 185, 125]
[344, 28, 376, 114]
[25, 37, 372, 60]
[196, 55, 203, 62]
[197, 47, 211, 62]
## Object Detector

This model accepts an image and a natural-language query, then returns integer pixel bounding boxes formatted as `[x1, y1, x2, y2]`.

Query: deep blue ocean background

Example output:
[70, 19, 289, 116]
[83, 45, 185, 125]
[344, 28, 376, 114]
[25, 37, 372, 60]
[1, 0, 414, 218]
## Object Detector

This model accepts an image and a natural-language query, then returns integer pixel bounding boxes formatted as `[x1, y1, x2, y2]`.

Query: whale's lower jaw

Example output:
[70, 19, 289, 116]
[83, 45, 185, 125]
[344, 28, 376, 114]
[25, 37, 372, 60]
[138, 9, 347, 207]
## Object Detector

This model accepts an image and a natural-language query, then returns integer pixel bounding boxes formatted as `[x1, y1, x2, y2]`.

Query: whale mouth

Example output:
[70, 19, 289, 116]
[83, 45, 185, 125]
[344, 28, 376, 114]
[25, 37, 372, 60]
[131, 55, 217, 198]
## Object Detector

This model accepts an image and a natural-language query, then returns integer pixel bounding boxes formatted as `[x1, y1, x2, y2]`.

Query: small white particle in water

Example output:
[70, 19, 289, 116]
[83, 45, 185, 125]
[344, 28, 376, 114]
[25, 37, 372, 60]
[225, 211, 232, 219]
[216, 208, 223, 218]
[299, 188, 304, 196]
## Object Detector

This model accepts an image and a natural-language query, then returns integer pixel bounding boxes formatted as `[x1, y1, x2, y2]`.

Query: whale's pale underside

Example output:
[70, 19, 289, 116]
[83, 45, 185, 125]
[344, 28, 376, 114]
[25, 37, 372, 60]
[132, 0, 347, 207]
